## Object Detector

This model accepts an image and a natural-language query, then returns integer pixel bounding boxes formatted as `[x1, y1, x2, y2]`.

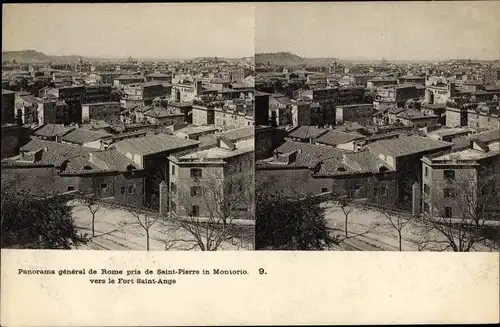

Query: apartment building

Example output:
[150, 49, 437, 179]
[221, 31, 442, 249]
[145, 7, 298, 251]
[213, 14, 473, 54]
[2, 89, 15, 124]
[83, 84, 112, 103]
[2, 139, 145, 206]
[40, 86, 85, 124]
[167, 137, 254, 219]
[335, 103, 374, 126]
[171, 80, 203, 102]
[121, 82, 169, 109]
[421, 130, 500, 220]
[114, 74, 145, 88]
[81, 102, 121, 123]
[291, 101, 312, 127]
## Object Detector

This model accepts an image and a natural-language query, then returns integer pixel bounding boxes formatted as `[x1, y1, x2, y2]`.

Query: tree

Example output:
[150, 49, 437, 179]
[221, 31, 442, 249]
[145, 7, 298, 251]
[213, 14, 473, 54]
[1, 173, 87, 249]
[83, 195, 102, 237]
[384, 205, 414, 251]
[339, 197, 355, 239]
[169, 170, 253, 251]
[127, 200, 161, 251]
[256, 189, 338, 250]
[255, 175, 338, 250]
[421, 170, 500, 252]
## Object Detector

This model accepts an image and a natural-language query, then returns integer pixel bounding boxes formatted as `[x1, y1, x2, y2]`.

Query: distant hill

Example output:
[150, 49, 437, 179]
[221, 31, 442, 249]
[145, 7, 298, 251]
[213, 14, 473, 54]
[256, 52, 305, 67]
[2, 50, 93, 64]
[256, 52, 337, 68]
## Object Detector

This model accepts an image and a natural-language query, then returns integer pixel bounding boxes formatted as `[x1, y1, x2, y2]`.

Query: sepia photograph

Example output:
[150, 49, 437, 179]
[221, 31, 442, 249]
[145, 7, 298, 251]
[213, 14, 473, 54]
[1, 3, 256, 251]
[254, 2, 500, 251]
[1, 2, 500, 326]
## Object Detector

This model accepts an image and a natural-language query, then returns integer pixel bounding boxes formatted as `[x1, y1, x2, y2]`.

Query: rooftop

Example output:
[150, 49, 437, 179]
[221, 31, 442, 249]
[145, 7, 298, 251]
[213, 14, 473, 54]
[174, 125, 220, 136]
[427, 127, 471, 138]
[471, 129, 500, 144]
[431, 148, 499, 162]
[168, 101, 193, 108]
[396, 109, 438, 120]
[316, 130, 365, 146]
[143, 107, 184, 118]
[117, 75, 144, 80]
[288, 125, 329, 140]
[91, 149, 141, 172]
[367, 135, 453, 157]
[21, 138, 91, 158]
[177, 139, 254, 162]
[81, 102, 120, 106]
[213, 127, 254, 142]
[61, 129, 112, 144]
[112, 133, 199, 155]
[34, 124, 76, 138]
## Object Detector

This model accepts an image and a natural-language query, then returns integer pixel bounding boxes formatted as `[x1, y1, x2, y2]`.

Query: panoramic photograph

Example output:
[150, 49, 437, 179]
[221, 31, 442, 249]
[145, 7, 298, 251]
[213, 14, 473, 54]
[254, 2, 500, 251]
[1, 3, 255, 251]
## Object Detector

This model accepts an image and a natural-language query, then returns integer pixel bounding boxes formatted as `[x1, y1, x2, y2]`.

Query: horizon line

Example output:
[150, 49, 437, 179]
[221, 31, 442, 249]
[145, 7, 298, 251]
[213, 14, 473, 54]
[2, 49, 254, 60]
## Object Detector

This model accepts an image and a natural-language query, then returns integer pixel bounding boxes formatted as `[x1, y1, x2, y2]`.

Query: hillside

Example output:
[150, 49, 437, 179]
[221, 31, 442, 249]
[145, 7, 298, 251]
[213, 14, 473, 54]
[256, 52, 337, 68]
[2, 50, 93, 64]
[256, 52, 304, 67]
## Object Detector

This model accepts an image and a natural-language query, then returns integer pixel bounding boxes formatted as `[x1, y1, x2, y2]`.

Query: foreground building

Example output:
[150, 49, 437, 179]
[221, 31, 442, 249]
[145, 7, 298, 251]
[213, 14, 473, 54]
[166, 135, 254, 219]
[421, 129, 500, 220]
[2, 138, 145, 205]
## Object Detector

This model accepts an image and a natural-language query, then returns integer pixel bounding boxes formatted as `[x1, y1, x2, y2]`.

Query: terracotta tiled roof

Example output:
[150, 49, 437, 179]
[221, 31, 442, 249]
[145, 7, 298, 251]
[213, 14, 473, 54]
[288, 125, 329, 140]
[112, 133, 199, 155]
[366, 135, 452, 157]
[34, 124, 76, 138]
[61, 129, 112, 144]
[316, 130, 365, 146]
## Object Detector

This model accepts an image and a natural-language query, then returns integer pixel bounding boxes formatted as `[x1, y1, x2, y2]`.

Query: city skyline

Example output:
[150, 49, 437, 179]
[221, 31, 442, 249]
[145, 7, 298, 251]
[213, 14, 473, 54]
[255, 2, 500, 61]
[2, 3, 255, 59]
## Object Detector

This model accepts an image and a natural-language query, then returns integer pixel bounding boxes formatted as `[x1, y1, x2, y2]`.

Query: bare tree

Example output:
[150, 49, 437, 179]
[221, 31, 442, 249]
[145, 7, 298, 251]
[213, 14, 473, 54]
[169, 169, 252, 251]
[421, 170, 500, 252]
[384, 206, 414, 251]
[127, 199, 161, 251]
[83, 195, 102, 237]
[338, 197, 355, 238]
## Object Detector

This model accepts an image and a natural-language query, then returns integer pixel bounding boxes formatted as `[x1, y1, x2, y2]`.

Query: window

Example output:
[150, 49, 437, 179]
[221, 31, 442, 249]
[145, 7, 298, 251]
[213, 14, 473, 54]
[128, 185, 135, 194]
[121, 186, 126, 195]
[444, 206, 453, 218]
[238, 183, 243, 192]
[348, 189, 356, 199]
[170, 201, 177, 214]
[443, 188, 456, 198]
[321, 187, 328, 193]
[191, 205, 200, 217]
[190, 168, 202, 179]
[424, 184, 430, 195]
[100, 183, 108, 189]
[190, 186, 202, 197]
[67, 186, 75, 191]
[424, 166, 429, 177]
[444, 170, 455, 180]
[238, 162, 242, 172]
[373, 187, 379, 198]
[170, 182, 177, 193]
[423, 202, 430, 214]
[380, 186, 387, 196]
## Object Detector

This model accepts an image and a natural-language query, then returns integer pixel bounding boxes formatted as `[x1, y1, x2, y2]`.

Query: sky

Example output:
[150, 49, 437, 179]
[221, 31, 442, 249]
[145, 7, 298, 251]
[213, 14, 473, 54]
[2, 3, 255, 59]
[256, 2, 500, 61]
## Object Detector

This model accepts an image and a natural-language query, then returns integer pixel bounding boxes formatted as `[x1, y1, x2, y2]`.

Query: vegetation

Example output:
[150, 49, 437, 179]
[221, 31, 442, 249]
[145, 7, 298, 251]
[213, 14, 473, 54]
[1, 175, 87, 249]
[256, 188, 338, 250]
